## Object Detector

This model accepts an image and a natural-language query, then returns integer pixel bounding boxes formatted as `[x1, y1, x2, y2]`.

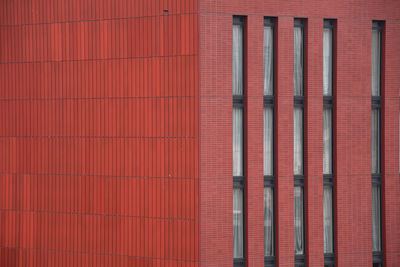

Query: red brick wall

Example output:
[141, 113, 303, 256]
[0, 1, 199, 266]
[198, 1, 400, 266]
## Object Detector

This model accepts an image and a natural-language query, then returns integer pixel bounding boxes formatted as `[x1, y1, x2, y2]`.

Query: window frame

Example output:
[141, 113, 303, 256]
[323, 19, 336, 267]
[294, 18, 306, 267]
[371, 20, 384, 266]
[263, 16, 276, 267]
[233, 15, 246, 267]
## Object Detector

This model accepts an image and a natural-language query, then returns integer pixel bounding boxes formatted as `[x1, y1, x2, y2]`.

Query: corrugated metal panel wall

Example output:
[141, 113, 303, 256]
[0, 1, 199, 266]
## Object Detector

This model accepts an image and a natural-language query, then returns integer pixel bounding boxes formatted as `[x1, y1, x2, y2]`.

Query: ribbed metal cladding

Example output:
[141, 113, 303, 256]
[0, 0, 199, 266]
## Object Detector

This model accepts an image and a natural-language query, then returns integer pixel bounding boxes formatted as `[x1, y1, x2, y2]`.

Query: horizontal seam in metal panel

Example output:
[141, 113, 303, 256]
[0, 95, 198, 101]
[0, 136, 198, 139]
[0, 53, 198, 65]
[0, 209, 197, 221]
[0, 172, 198, 180]
[0, 246, 199, 263]
[0, 12, 199, 28]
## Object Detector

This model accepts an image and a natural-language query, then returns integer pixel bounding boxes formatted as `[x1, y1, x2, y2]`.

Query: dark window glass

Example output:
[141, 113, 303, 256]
[294, 186, 304, 255]
[264, 18, 275, 264]
[233, 17, 245, 262]
[372, 184, 381, 252]
[371, 109, 380, 174]
[233, 107, 244, 176]
[264, 187, 274, 256]
[233, 188, 244, 258]
[371, 26, 381, 97]
[323, 186, 333, 253]
[323, 26, 333, 96]
[371, 21, 383, 264]
[294, 19, 305, 260]
[294, 26, 304, 96]
[323, 20, 335, 266]
[294, 107, 303, 175]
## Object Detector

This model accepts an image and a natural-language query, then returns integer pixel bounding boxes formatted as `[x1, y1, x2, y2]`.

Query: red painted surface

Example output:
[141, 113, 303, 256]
[0, 0, 199, 266]
[1, 0, 400, 266]
[198, 1, 400, 267]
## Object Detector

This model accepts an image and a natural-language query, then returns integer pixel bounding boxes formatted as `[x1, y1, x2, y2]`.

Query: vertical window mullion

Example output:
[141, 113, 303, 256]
[233, 16, 245, 266]
[264, 18, 275, 267]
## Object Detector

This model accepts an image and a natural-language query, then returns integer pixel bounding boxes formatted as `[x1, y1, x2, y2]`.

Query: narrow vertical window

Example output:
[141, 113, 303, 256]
[294, 18, 306, 266]
[371, 21, 383, 267]
[323, 19, 335, 267]
[323, 186, 333, 253]
[371, 109, 381, 175]
[372, 184, 381, 251]
[294, 107, 304, 175]
[263, 17, 275, 267]
[294, 186, 304, 255]
[233, 16, 245, 266]
[233, 188, 244, 258]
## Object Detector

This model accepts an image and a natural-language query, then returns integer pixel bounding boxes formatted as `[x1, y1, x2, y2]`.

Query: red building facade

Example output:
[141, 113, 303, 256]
[1, 0, 400, 266]
[199, 1, 400, 266]
[0, 1, 199, 266]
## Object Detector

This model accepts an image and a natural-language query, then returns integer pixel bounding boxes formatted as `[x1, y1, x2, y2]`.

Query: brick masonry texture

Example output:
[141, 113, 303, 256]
[0, 0, 199, 266]
[198, 0, 400, 267]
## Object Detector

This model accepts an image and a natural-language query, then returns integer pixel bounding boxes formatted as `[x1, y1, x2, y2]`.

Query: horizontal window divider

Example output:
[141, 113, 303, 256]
[294, 176, 305, 187]
[264, 180, 275, 188]
[233, 95, 245, 105]
[264, 95, 274, 105]
[264, 102, 274, 107]
[233, 102, 244, 108]
[234, 258, 245, 267]
[294, 96, 305, 104]
[233, 183, 245, 189]
[323, 96, 334, 105]
[373, 251, 383, 263]
[323, 174, 334, 186]
[372, 176, 382, 185]
[371, 96, 381, 102]
[264, 175, 275, 181]
[372, 102, 381, 109]
[371, 173, 382, 178]
[233, 176, 245, 188]
[324, 253, 335, 265]
[294, 254, 305, 265]
[264, 256, 275, 266]
[372, 97, 381, 109]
